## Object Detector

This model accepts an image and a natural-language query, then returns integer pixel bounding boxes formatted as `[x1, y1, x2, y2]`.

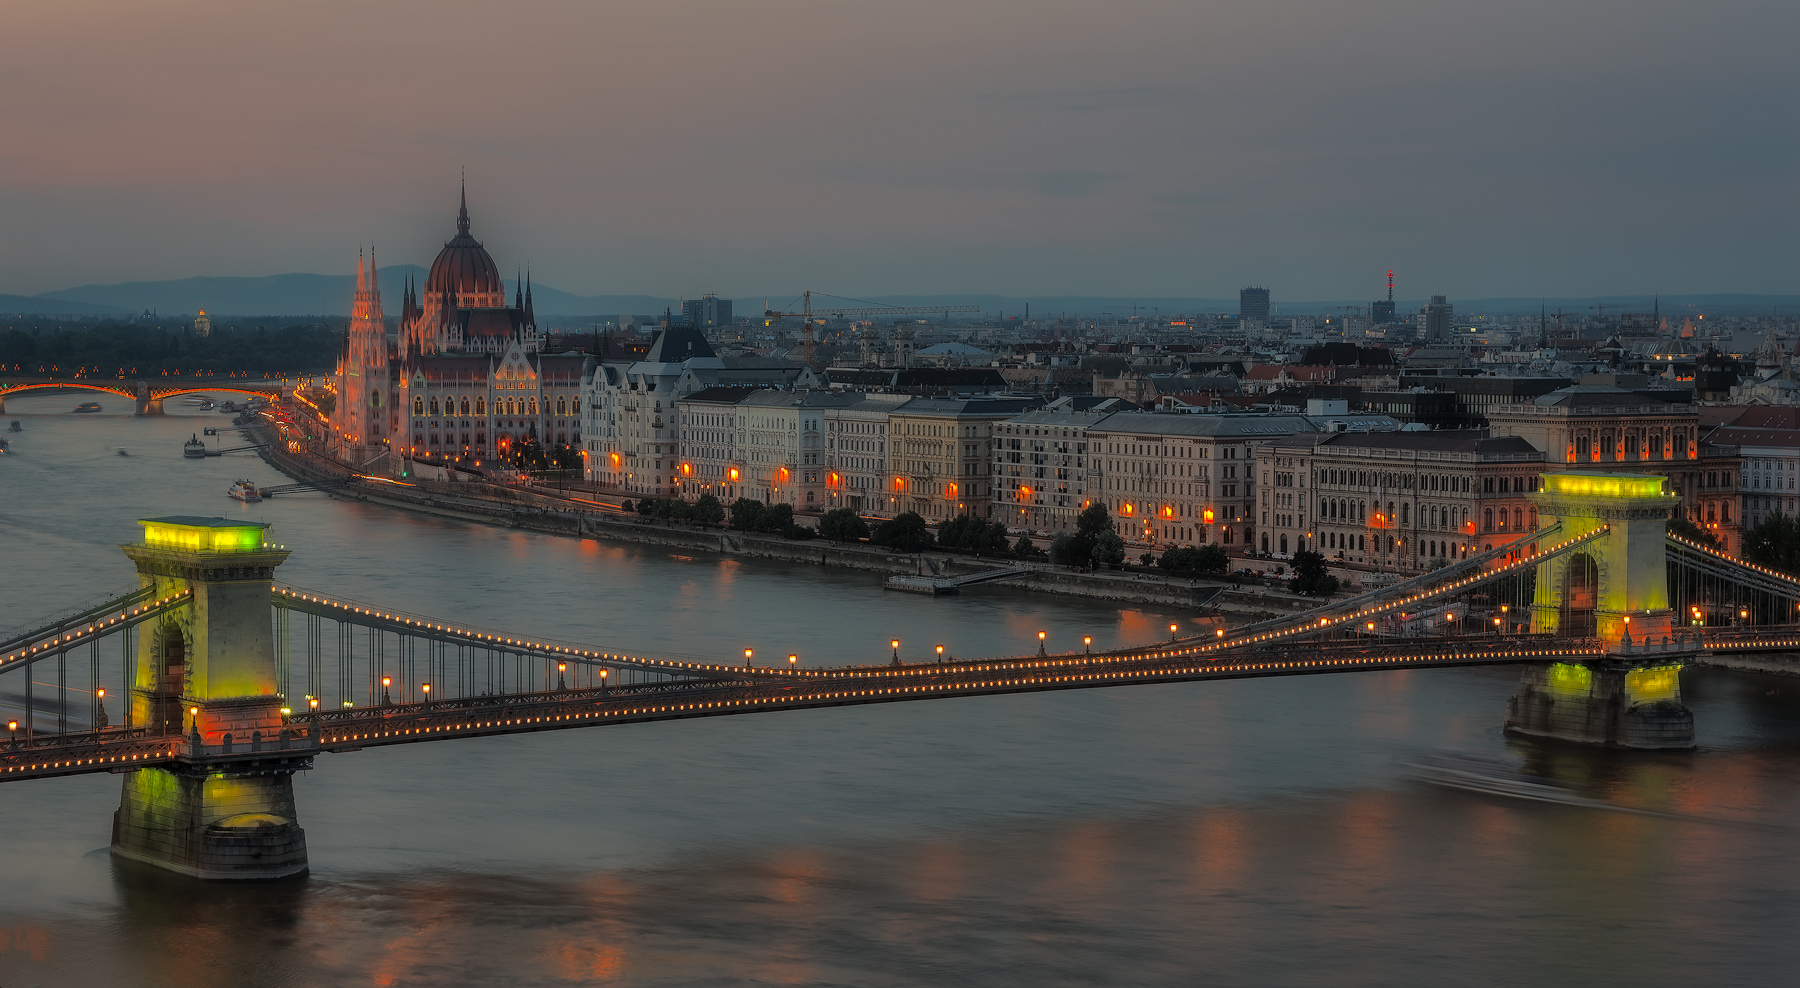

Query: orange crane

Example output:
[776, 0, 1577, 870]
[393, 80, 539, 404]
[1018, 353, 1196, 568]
[764, 291, 981, 366]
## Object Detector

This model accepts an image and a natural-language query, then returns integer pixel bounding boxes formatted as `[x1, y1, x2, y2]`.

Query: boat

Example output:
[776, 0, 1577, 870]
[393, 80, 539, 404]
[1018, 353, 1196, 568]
[73, 402, 103, 413]
[7, 420, 19, 432]
[117, 447, 129, 456]
[218, 401, 238, 413]
[183, 435, 208, 458]
[203, 427, 219, 436]
[0, 437, 9, 453]
[229, 480, 262, 503]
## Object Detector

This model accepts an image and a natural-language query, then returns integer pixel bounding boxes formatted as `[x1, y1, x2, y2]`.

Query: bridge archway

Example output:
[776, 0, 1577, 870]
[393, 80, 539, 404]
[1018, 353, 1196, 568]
[1560, 552, 1599, 638]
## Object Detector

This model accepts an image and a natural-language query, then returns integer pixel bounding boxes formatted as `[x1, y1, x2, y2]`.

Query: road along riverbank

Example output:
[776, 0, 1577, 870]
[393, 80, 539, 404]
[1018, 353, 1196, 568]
[254, 426, 1308, 619]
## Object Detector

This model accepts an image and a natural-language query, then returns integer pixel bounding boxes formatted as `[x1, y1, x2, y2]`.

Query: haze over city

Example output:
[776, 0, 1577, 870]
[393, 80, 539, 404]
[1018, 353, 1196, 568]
[9, 4, 1800, 988]
[4, 0, 1795, 301]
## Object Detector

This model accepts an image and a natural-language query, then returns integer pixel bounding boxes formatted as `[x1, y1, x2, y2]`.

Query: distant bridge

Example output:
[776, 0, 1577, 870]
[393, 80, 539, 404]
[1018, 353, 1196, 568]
[0, 379, 289, 415]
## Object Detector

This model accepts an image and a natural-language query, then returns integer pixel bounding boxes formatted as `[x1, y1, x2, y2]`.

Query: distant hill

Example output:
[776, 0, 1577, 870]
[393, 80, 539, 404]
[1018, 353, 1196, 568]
[25, 275, 1800, 320]
[0, 293, 129, 316]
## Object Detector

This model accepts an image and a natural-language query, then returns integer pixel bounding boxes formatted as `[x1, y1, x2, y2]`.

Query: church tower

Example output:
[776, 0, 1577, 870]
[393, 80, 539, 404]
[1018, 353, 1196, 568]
[334, 248, 389, 466]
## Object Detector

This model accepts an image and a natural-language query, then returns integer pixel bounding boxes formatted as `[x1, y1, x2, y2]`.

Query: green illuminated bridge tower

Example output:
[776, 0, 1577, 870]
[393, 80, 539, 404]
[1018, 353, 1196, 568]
[114, 518, 309, 879]
[1506, 472, 1693, 748]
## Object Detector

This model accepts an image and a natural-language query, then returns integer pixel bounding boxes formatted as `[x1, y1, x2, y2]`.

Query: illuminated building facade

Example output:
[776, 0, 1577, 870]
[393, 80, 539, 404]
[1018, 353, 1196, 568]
[1254, 430, 1546, 571]
[330, 189, 586, 473]
[887, 397, 1035, 521]
[992, 409, 1101, 534]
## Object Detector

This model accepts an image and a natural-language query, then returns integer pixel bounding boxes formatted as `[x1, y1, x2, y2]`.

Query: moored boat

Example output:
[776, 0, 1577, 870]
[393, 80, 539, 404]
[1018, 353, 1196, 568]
[183, 435, 208, 458]
[229, 479, 262, 503]
[73, 402, 103, 413]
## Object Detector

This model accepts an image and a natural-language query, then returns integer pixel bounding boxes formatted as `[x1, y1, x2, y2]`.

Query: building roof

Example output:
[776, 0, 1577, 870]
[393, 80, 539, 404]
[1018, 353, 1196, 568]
[679, 386, 761, 405]
[642, 326, 715, 363]
[1531, 384, 1694, 408]
[892, 396, 1041, 416]
[1319, 431, 1543, 457]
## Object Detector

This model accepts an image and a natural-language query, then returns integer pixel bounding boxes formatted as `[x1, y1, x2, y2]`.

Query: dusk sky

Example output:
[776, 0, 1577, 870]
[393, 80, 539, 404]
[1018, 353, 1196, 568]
[4, 0, 1794, 301]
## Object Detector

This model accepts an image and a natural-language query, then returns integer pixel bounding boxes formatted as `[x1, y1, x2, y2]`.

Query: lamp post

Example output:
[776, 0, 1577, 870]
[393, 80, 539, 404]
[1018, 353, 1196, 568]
[1037, 630, 1047, 656]
[1083, 636, 1092, 655]
[189, 705, 201, 746]
[7, 720, 16, 747]
[1169, 623, 1179, 642]
[558, 661, 567, 690]
[599, 668, 609, 693]
[891, 639, 900, 664]
[788, 653, 798, 670]
[744, 648, 754, 667]
[95, 687, 108, 730]
[935, 645, 944, 663]
[382, 676, 392, 706]
[421, 682, 431, 708]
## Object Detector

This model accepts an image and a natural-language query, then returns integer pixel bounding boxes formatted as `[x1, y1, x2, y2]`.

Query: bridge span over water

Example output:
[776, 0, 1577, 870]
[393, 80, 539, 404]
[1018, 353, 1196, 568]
[0, 378, 289, 415]
[3, 471, 1798, 878]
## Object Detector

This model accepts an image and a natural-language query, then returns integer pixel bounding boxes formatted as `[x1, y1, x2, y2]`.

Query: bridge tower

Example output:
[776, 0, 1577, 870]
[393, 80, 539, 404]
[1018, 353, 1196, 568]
[1507, 471, 1693, 748]
[112, 517, 309, 879]
[133, 380, 163, 416]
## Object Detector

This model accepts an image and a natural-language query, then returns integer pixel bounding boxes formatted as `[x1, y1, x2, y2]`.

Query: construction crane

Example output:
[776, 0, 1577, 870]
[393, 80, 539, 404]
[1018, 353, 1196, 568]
[764, 291, 981, 366]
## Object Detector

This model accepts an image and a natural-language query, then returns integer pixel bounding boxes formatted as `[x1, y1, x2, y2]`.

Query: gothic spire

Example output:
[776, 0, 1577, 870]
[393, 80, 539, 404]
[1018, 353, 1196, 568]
[457, 174, 470, 235]
[367, 244, 379, 302]
[356, 247, 365, 293]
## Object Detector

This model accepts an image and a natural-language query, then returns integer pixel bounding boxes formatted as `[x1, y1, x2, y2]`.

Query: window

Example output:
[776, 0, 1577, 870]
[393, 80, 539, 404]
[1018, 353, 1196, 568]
[1484, 508, 1494, 531]
[429, 397, 440, 417]
[476, 396, 486, 415]
[413, 396, 425, 416]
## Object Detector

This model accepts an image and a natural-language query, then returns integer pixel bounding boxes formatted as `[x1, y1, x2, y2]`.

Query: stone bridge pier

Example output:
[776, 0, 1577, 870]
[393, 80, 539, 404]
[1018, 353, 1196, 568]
[113, 517, 307, 879]
[1508, 472, 1694, 748]
[134, 381, 163, 416]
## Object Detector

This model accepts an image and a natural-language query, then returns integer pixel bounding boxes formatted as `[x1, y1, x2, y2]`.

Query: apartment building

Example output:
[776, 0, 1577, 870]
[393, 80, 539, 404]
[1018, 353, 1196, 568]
[888, 397, 1039, 521]
[1254, 431, 1546, 572]
[822, 394, 911, 516]
[992, 409, 1104, 533]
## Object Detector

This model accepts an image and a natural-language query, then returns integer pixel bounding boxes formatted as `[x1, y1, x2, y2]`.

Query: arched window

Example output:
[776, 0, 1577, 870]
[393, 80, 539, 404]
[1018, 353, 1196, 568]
[475, 396, 486, 415]
[1625, 434, 1638, 455]
[413, 396, 424, 416]
[1401, 504, 1410, 524]
[1577, 435, 1590, 458]
[557, 396, 567, 416]
[1513, 508, 1523, 530]
[1484, 508, 1494, 531]
[529, 397, 539, 416]
[1528, 508, 1538, 530]
[1280, 534, 1289, 554]
[1650, 433, 1663, 457]
[429, 397, 440, 417]
[461, 397, 471, 416]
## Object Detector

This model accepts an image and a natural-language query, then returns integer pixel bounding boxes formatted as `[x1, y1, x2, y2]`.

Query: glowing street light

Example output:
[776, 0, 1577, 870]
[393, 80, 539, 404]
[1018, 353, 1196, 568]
[1038, 630, 1047, 655]
[382, 676, 393, 705]
[788, 653, 798, 668]
[891, 639, 900, 662]
[935, 645, 944, 662]
[744, 648, 754, 665]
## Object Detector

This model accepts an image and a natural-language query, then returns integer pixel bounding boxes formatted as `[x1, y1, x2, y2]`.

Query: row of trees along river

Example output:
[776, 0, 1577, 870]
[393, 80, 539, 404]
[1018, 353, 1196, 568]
[0, 318, 343, 377]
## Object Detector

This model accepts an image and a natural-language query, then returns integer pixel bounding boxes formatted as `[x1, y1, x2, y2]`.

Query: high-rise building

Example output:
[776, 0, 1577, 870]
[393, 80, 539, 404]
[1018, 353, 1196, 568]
[1239, 287, 1271, 324]
[1423, 295, 1453, 340]
[1371, 271, 1396, 325]
[682, 294, 733, 329]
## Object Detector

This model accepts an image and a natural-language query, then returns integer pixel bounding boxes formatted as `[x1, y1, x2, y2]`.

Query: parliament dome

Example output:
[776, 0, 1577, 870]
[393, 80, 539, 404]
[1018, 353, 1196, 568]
[423, 189, 504, 307]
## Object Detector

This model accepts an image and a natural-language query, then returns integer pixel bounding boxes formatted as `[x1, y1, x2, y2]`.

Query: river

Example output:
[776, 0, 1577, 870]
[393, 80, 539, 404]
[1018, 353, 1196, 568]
[3, 391, 1799, 987]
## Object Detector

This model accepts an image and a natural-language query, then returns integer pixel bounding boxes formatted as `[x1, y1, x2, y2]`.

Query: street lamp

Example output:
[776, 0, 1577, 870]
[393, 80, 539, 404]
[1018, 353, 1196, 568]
[1169, 623, 1179, 641]
[891, 639, 900, 662]
[382, 676, 393, 705]
[1038, 630, 1047, 655]
[1084, 635, 1093, 654]
[788, 653, 798, 669]
[744, 648, 754, 666]
[421, 683, 431, 707]
[935, 645, 944, 662]
[558, 661, 567, 689]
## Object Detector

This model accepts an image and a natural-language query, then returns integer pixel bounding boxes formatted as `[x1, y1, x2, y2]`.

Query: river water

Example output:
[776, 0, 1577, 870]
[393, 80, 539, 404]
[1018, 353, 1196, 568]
[3, 392, 1800, 987]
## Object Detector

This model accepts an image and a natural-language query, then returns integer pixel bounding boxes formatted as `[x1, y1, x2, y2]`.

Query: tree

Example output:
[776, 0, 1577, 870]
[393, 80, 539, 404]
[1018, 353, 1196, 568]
[819, 507, 870, 543]
[1288, 549, 1338, 596]
[1743, 512, 1800, 577]
[1091, 530, 1125, 567]
[758, 502, 795, 534]
[1157, 546, 1200, 571]
[1048, 532, 1078, 566]
[691, 494, 725, 527]
[636, 498, 657, 517]
[1014, 534, 1046, 559]
[1669, 516, 1724, 551]
[937, 515, 1011, 553]
[620, 499, 634, 514]
[730, 498, 765, 531]
[1194, 544, 1230, 574]
[872, 512, 934, 552]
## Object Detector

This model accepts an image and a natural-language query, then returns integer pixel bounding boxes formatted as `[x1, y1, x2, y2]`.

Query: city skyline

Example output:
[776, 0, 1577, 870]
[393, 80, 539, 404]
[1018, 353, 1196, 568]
[3, 0, 1795, 301]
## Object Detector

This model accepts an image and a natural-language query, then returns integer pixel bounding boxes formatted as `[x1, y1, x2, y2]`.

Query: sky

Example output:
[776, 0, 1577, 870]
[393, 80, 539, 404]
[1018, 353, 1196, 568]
[2, 0, 1795, 301]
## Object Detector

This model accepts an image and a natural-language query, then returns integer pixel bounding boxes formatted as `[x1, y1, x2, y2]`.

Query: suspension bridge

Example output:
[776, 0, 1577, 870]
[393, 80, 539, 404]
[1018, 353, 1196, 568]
[2, 471, 1797, 879]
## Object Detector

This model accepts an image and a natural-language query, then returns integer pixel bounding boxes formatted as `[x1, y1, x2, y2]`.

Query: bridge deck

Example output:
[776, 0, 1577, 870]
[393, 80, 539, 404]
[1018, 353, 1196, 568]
[2, 636, 1632, 783]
